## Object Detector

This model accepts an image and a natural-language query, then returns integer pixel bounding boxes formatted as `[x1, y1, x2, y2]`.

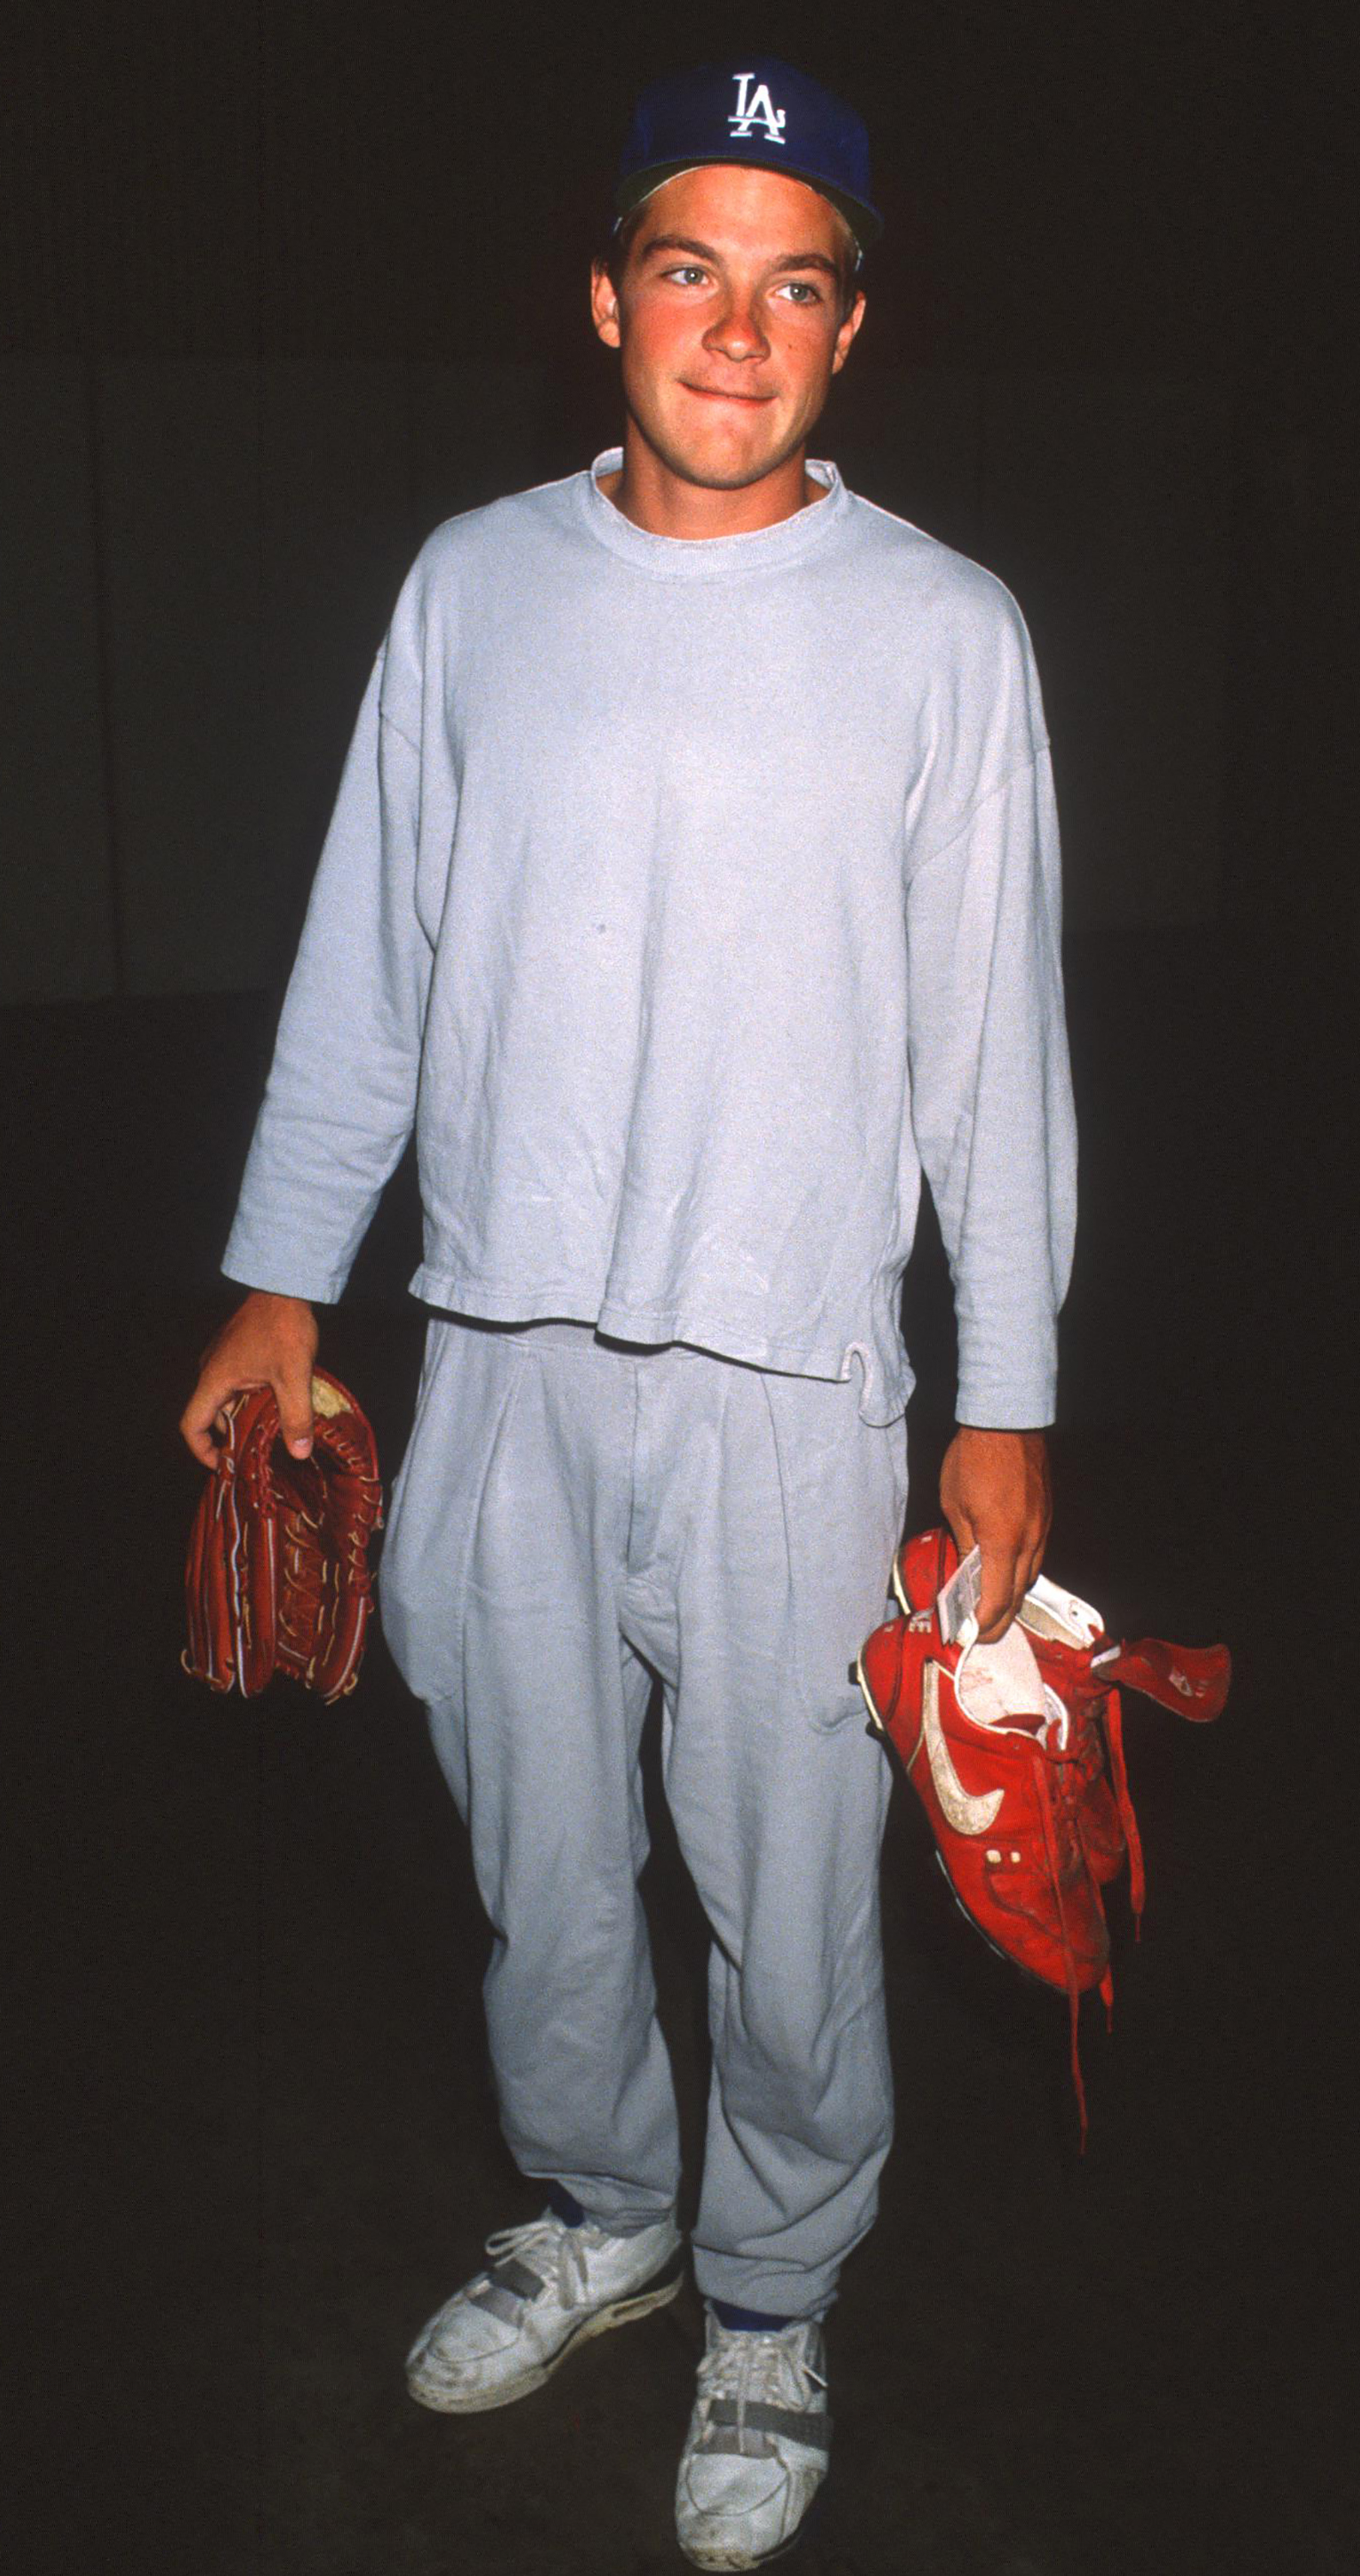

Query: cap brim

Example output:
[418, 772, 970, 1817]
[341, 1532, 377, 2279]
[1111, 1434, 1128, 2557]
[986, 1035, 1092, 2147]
[615, 156, 883, 250]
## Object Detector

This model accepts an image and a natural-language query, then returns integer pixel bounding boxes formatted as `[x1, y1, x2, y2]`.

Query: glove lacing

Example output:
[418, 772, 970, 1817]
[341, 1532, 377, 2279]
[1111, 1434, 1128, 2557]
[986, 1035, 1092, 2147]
[270, 1432, 380, 1681]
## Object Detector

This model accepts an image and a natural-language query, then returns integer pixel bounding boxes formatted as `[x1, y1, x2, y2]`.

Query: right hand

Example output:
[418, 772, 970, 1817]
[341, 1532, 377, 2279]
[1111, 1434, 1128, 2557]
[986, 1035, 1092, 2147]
[179, 1290, 319, 1469]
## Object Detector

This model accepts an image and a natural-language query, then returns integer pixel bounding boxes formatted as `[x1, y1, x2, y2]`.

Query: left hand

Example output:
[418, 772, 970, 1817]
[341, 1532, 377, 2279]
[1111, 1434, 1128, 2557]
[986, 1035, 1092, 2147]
[939, 1426, 1053, 1643]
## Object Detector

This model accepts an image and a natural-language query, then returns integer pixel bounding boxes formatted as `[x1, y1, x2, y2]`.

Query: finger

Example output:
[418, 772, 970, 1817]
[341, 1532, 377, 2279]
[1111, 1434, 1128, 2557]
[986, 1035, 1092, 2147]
[974, 1544, 1023, 1643]
[181, 1367, 257, 1469]
[1012, 1533, 1043, 1605]
[938, 1437, 970, 1553]
[179, 1379, 229, 1469]
[275, 1367, 315, 1458]
[941, 1488, 976, 1559]
[180, 1416, 221, 1470]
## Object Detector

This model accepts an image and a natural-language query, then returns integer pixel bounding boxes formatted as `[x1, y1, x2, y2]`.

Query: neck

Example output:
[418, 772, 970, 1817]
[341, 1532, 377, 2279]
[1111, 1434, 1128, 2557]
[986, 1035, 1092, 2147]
[597, 431, 823, 539]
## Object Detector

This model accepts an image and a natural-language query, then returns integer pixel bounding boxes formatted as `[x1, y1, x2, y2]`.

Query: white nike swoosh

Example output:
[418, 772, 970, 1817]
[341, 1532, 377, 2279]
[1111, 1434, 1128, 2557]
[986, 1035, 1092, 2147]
[920, 1662, 1004, 1837]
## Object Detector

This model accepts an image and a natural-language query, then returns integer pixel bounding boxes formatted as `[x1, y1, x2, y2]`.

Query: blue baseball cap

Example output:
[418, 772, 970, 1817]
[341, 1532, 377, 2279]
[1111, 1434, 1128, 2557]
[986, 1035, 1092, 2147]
[614, 58, 883, 260]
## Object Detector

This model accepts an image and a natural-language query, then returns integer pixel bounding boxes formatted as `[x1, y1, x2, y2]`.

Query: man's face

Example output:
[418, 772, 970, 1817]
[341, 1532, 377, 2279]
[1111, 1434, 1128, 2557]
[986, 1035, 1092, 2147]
[590, 163, 865, 494]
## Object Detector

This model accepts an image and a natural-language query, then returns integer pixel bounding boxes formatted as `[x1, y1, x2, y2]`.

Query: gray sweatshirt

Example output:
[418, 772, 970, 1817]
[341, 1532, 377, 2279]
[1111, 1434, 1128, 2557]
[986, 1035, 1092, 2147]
[222, 448, 1077, 1429]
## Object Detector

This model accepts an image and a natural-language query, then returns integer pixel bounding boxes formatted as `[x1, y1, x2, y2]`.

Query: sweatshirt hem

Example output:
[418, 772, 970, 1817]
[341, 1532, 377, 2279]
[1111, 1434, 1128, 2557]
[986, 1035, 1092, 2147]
[409, 1267, 912, 1422]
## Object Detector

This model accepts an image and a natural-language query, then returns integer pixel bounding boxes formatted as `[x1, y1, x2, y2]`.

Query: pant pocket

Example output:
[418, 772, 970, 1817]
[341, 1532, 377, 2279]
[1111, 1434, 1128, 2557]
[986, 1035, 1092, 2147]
[378, 1321, 531, 1712]
[760, 1370, 908, 1735]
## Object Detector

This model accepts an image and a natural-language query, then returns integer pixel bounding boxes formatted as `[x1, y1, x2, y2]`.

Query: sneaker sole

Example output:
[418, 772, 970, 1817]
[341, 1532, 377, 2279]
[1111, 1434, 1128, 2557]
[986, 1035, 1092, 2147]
[678, 2480, 829, 2569]
[406, 2258, 684, 2415]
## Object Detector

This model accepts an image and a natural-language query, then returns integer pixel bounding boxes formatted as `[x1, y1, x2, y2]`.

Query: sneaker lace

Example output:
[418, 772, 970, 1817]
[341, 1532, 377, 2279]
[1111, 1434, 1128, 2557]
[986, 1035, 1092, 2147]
[696, 2325, 827, 2456]
[1029, 1750, 1094, 2151]
[1029, 1674, 1140, 2156]
[481, 2215, 592, 2306]
[950, 1626, 1100, 2150]
[1049, 1649, 1147, 1921]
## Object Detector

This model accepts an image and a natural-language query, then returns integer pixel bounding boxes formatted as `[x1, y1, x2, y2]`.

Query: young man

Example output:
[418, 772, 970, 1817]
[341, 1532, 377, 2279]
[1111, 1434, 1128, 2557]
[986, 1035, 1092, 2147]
[181, 58, 1075, 2571]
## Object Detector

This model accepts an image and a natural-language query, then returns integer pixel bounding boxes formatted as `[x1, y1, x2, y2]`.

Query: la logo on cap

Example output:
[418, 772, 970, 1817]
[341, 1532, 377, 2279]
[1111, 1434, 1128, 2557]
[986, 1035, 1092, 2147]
[727, 72, 787, 145]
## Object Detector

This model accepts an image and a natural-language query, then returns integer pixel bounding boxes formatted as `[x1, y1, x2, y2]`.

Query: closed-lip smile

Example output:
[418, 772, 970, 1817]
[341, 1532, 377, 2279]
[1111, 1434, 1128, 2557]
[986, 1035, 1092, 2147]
[683, 383, 773, 404]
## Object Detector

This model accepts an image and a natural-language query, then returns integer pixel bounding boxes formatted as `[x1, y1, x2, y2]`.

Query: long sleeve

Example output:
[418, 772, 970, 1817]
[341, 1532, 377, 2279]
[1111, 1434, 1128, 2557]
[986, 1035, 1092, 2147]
[905, 741, 1078, 1427]
[222, 647, 433, 1302]
[218, 466, 1077, 1422]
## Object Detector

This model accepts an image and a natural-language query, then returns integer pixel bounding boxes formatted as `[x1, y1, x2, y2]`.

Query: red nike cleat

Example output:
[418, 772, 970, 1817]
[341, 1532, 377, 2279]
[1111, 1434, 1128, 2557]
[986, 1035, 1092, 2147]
[859, 1528, 1230, 2142]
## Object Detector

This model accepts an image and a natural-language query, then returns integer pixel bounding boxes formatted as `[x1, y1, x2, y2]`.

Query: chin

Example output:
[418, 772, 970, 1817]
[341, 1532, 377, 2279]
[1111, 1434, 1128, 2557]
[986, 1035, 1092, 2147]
[679, 456, 783, 492]
[653, 422, 802, 494]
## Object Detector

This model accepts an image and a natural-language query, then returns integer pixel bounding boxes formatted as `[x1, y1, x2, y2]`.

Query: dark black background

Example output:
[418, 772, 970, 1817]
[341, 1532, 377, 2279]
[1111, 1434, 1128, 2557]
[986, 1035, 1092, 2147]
[3, 7, 1354, 2572]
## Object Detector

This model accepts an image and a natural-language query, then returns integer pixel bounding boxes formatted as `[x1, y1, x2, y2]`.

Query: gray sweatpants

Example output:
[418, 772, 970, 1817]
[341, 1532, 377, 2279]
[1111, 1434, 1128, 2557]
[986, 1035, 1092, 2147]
[379, 1316, 908, 2316]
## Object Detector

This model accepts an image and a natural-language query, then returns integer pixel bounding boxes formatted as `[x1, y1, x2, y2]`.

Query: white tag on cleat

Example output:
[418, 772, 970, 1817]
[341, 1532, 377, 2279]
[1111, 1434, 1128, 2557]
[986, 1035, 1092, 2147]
[937, 1546, 983, 1646]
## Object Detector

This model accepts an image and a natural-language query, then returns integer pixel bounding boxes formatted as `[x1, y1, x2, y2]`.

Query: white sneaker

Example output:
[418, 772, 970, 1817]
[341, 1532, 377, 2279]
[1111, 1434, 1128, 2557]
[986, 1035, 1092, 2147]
[675, 2311, 831, 2568]
[405, 2207, 683, 2415]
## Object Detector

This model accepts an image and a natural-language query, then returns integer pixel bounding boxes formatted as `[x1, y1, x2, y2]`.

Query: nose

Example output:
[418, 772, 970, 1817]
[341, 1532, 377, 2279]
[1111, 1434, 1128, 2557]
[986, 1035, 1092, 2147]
[701, 289, 769, 365]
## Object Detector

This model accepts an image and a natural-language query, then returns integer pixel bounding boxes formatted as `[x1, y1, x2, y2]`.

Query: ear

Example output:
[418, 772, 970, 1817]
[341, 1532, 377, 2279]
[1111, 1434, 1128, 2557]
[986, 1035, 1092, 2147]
[830, 290, 866, 378]
[591, 260, 622, 350]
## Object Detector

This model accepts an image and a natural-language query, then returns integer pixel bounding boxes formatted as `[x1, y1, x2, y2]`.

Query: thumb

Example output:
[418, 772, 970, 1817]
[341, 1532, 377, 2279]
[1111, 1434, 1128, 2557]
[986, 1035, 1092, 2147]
[276, 1368, 315, 1458]
[938, 1449, 974, 1563]
[974, 1542, 1021, 1643]
[942, 1495, 976, 1566]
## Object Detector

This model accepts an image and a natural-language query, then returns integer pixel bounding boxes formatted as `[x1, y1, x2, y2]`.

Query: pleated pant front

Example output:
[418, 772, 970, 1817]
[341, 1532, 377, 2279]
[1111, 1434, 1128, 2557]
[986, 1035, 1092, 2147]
[379, 1315, 908, 2317]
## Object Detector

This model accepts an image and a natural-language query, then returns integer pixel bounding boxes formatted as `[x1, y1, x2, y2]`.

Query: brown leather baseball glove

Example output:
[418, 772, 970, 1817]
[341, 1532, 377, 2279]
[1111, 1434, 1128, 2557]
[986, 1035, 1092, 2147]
[182, 1369, 383, 1704]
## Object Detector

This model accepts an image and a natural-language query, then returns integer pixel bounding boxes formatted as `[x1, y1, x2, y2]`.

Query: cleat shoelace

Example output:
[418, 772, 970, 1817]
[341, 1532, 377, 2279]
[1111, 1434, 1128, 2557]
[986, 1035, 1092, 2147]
[955, 1626, 1137, 2150]
[1025, 1684, 1139, 2148]
[869, 1530, 1229, 2152]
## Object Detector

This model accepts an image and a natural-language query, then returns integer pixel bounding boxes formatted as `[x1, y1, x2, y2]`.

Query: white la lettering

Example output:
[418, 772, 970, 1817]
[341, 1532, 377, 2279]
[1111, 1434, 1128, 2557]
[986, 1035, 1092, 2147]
[728, 71, 787, 144]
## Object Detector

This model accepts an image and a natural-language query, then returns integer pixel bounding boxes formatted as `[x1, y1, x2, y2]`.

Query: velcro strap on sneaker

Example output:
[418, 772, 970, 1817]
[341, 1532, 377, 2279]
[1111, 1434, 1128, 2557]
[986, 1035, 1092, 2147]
[706, 2398, 832, 2452]
[469, 2256, 544, 2318]
[484, 2255, 544, 2298]
[466, 2282, 529, 2324]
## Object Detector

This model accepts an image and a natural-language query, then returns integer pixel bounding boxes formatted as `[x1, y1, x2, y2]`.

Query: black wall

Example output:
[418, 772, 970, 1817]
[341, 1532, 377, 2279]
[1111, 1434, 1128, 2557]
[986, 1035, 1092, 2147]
[2, 2, 1350, 996]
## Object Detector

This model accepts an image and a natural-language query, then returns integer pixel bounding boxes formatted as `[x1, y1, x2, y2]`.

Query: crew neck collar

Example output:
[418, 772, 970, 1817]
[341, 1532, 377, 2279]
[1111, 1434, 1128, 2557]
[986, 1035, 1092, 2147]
[579, 447, 849, 577]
